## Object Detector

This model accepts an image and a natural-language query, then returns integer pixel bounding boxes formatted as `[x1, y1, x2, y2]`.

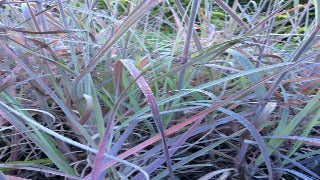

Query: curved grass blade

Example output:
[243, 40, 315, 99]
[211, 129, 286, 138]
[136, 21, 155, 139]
[119, 59, 174, 179]
[279, 153, 320, 179]
[95, 47, 314, 177]
[120, 61, 292, 130]
[133, 116, 204, 179]
[217, 108, 272, 180]
[275, 168, 312, 180]
[227, 49, 266, 100]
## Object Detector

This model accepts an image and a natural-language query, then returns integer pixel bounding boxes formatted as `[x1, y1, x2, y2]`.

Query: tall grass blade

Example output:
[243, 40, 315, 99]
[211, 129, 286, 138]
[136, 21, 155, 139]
[177, 0, 201, 89]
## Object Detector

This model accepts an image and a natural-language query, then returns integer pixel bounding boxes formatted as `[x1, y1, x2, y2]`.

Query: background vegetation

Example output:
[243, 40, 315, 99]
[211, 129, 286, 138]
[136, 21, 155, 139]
[0, 0, 320, 179]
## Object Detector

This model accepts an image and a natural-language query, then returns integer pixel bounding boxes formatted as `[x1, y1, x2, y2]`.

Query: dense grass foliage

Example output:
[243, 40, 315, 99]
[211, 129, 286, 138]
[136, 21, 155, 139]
[0, 0, 320, 179]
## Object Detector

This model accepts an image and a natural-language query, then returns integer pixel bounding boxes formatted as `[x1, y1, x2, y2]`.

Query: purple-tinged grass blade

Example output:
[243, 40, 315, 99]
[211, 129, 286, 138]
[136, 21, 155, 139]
[177, 0, 201, 89]
[120, 59, 174, 179]
[139, 111, 254, 162]
[244, 0, 294, 35]
[214, 0, 249, 31]
[254, 27, 320, 164]
[25, 0, 41, 31]
[0, 98, 147, 180]
[171, 0, 203, 51]
[0, 24, 71, 34]
[275, 168, 312, 180]
[0, 64, 22, 93]
[253, 24, 320, 142]
[217, 108, 273, 180]
[279, 153, 320, 179]
[109, 119, 139, 158]
[0, 171, 6, 180]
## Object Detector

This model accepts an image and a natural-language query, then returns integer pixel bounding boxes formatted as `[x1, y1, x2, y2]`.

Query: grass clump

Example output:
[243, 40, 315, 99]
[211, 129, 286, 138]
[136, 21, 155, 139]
[0, 0, 320, 179]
